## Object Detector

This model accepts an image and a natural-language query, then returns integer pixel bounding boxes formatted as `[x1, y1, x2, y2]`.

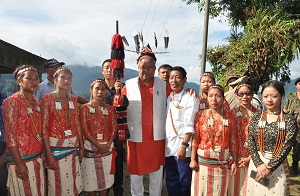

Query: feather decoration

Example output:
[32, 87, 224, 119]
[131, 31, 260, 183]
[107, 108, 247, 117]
[164, 29, 169, 49]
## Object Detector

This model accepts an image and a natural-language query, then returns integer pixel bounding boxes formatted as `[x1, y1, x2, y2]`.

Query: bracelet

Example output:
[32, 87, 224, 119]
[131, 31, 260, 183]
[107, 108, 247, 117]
[181, 142, 189, 147]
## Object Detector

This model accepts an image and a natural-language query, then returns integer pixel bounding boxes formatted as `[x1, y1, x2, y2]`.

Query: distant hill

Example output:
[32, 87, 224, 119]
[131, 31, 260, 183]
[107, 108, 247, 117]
[1, 64, 298, 98]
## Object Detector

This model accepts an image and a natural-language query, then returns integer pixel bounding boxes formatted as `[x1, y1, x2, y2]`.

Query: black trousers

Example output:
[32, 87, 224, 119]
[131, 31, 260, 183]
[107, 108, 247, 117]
[292, 141, 300, 167]
[113, 139, 125, 195]
[0, 162, 8, 196]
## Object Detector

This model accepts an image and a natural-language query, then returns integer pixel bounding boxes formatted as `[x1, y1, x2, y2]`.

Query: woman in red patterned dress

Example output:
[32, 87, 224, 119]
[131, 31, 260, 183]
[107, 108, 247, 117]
[80, 79, 117, 196]
[41, 67, 84, 196]
[3, 65, 46, 196]
[228, 82, 259, 196]
[190, 85, 237, 196]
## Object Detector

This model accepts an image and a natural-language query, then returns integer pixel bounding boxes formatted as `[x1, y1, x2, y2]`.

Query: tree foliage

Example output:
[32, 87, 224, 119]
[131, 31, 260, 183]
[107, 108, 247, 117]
[184, 0, 300, 27]
[184, 0, 300, 92]
[207, 9, 300, 92]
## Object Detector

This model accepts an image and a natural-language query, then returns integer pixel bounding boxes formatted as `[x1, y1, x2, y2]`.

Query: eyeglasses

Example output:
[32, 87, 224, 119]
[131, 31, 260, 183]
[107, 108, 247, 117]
[236, 92, 253, 97]
[139, 66, 155, 71]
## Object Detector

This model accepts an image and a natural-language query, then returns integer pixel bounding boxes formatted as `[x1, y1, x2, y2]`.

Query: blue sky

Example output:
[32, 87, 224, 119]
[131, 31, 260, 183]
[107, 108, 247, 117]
[1, 0, 299, 84]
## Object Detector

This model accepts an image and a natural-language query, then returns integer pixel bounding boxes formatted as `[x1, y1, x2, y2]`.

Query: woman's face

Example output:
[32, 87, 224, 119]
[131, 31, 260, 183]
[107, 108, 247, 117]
[207, 88, 224, 110]
[236, 86, 253, 107]
[18, 70, 40, 93]
[200, 76, 215, 93]
[55, 71, 72, 91]
[90, 82, 106, 102]
[262, 86, 283, 112]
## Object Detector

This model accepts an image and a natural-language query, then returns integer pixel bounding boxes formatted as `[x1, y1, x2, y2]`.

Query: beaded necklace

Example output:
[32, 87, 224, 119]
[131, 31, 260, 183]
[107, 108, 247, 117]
[171, 91, 184, 109]
[257, 111, 286, 159]
[207, 108, 229, 148]
[19, 91, 42, 141]
[53, 91, 74, 134]
[236, 105, 256, 147]
[89, 101, 108, 141]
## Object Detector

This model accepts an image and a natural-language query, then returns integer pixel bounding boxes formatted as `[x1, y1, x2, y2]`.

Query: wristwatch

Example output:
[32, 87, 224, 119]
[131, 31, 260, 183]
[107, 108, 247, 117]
[181, 141, 189, 147]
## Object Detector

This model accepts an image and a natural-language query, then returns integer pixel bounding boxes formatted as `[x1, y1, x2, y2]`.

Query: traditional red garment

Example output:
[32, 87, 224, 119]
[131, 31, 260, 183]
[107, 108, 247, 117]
[234, 107, 259, 157]
[80, 103, 117, 142]
[3, 93, 42, 154]
[192, 109, 236, 151]
[122, 81, 171, 175]
[41, 93, 81, 140]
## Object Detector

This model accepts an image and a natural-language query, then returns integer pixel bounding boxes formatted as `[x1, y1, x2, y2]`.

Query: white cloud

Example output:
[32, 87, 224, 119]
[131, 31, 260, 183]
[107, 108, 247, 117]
[1, 0, 298, 84]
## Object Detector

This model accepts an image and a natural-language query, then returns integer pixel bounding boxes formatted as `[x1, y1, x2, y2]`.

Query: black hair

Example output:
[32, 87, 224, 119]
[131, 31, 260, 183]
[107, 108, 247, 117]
[90, 78, 108, 89]
[158, 64, 172, 71]
[170, 66, 187, 79]
[102, 59, 112, 68]
[13, 65, 35, 80]
[261, 80, 285, 96]
[235, 81, 254, 93]
[208, 84, 224, 97]
[200, 71, 216, 83]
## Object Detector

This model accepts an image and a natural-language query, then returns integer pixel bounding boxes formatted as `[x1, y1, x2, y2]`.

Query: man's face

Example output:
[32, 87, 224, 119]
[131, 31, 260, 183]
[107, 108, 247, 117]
[138, 58, 156, 83]
[46, 64, 62, 78]
[102, 62, 114, 80]
[158, 68, 170, 82]
[169, 70, 186, 93]
[296, 82, 300, 92]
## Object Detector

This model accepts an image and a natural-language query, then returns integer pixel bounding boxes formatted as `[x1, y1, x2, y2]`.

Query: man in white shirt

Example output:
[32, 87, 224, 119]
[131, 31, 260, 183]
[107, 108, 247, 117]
[165, 66, 199, 196]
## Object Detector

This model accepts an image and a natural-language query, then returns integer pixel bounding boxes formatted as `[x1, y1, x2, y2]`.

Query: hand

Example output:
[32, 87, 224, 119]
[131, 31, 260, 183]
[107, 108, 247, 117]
[189, 160, 199, 171]
[230, 162, 237, 175]
[15, 162, 29, 180]
[256, 163, 271, 181]
[96, 144, 110, 154]
[185, 88, 197, 97]
[79, 148, 84, 163]
[238, 156, 250, 168]
[46, 154, 57, 170]
[114, 80, 123, 92]
[177, 146, 187, 162]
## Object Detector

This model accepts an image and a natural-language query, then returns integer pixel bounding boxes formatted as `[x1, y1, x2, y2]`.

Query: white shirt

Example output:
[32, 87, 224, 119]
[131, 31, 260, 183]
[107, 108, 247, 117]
[165, 89, 199, 157]
[34, 78, 78, 101]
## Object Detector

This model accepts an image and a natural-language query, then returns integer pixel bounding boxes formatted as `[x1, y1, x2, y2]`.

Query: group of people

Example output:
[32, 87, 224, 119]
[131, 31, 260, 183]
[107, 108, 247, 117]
[0, 47, 299, 196]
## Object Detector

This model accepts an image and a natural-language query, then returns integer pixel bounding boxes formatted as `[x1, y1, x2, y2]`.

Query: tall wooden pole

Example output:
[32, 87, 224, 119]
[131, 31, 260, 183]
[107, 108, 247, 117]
[199, 0, 210, 93]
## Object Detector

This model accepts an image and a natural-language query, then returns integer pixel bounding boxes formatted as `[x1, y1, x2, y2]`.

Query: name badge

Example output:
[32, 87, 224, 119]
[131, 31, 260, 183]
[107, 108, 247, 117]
[214, 146, 222, 153]
[102, 107, 108, 116]
[69, 101, 74, 110]
[200, 103, 206, 110]
[89, 107, 95, 114]
[55, 101, 62, 110]
[243, 142, 249, 148]
[97, 133, 103, 140]
[64, 129, 73, 136]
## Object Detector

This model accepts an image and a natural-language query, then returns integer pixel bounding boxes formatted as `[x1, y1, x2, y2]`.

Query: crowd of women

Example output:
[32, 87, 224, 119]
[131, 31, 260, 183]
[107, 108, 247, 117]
[0, 62, 298, 196]
[1, 65, 116, 196]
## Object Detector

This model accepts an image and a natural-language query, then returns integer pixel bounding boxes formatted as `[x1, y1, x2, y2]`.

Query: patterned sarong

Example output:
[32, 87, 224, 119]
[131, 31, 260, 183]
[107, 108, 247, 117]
[191, 148, 231, 196]
[47, 136, 82, 196]
[7, 153, 45, 196]
[81, 140, 114, 192]
[246, 152, 290, 196]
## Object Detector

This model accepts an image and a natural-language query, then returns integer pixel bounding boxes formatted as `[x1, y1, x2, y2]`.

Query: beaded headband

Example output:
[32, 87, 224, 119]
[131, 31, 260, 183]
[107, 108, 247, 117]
[208, 85, 224, 93]
[17, 66, 37, 77]
[201, 72, 215, 80]
[236, 83, 253, 92]
[90, 79, 107, 88]
[53, 67, 72, 78]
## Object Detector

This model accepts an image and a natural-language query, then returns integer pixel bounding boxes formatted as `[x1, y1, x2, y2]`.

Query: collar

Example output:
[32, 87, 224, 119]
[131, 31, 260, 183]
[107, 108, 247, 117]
[170, 89, 185, 101]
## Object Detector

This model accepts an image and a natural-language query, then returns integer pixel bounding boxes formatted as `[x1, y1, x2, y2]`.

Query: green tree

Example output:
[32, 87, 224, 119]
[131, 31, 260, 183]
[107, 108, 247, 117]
[184, 1, 300, 92]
